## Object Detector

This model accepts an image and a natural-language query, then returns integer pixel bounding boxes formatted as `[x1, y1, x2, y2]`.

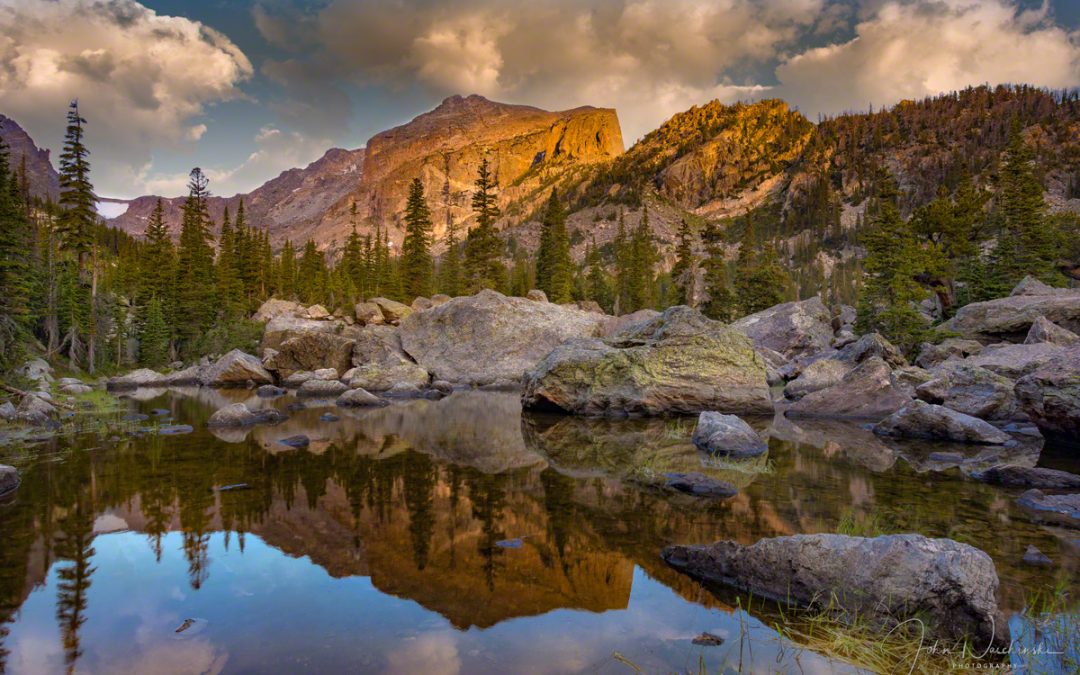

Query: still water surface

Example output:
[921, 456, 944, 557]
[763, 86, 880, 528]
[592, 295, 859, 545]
[0, 388, 1076, 674]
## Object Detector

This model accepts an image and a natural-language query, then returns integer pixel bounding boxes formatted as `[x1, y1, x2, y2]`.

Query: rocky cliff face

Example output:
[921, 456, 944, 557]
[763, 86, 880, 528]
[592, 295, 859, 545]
[0, 114, 59, 200]
[309, 94, 623, 250]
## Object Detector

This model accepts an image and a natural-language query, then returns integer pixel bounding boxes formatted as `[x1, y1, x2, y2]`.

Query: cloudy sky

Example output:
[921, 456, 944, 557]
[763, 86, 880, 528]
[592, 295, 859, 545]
[1, 0, 1077, 200]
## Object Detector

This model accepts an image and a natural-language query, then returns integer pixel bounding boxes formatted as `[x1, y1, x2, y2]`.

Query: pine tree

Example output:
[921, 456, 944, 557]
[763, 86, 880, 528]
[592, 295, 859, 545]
[277, 239, 298, 298]
[700, 220, 736, 321]
[584, 237, 612, 312]
[216, 206, 245, 320]
[734, 218, 791, 315]
[464, 158, 506, 292]
[613, 210, 632, 314]
[625, 208, 657, 311]
[139, 296, 169, 367]
[174, 168, 216, 352]
[56, 100, 96, 275]
[535, 189, 573, 302]
[343, 203, 366, 301]
[139, 199, 175, 306]
[671, 218, 695, 305]
[0, 137, 35, 367]
[297, 240, 328, 304]
[400, 178, 434, 300]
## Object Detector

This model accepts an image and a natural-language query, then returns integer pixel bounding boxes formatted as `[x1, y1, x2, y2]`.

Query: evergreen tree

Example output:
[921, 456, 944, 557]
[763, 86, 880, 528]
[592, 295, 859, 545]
[56, 101, 96, 274]
[343, 203, 366, 300]
[216, 206, 245, 320]
[139, 296, 169, 367]
[535, 189, 573, 302]
[855, 179, 929, 354]
[700, 221, 736, 321]
[277, 239, 298, 299]
[734, 218, 791, 315]
[671, 218, 695, 305]
[584, 237, 612, 312]
[625, 208, 657, 312]
[464, 158, 506, 292]
[297, 240, 328, 304]
[174, 168, 216, 352]
[400, 178, 434, 300]
[0, 137, 35, 366]
[613, 210, 632, 313]
[139, 199, 175, 306]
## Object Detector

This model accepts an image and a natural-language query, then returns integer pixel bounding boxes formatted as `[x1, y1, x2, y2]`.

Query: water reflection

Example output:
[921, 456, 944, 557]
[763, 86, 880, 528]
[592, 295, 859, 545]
[0, 390, 1075, 673]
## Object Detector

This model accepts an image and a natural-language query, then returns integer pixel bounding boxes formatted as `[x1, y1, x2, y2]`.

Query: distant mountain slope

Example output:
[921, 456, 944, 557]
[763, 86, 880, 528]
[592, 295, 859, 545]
[0, 114, 60, 200]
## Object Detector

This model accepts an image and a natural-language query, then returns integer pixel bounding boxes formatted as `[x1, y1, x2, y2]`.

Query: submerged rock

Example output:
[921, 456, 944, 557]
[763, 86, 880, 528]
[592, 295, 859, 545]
[786, 357, 911, 421]
[1017, 490, 1080, 528]
[664, 472, 737, 499]
[1021, 545, 1053, 567]
[873, 401, 1012, 444]
[297, 379, 349, 398]
[731, 296, 834, 360]
[257, 385, 286, 398]
[0, 464, 19, 497]
[278, 434, 310, 449]
[199, 350, 274, 387]
[522, 306, 772, 416]
[661, 533, 1005, 649]
[969, 465, 1080, 489]
[691, 412, 767, 457]
[400, 289, 604, 386]
[336, 387, 387, 407]
[206, 403, 287, 427]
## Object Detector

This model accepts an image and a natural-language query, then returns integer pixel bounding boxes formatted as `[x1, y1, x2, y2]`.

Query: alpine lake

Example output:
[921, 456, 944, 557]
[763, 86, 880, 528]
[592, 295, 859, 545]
[0, 387, 1076, 674]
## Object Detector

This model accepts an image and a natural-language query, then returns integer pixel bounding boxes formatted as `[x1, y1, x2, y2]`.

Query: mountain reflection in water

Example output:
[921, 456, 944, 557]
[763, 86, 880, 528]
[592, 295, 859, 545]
[0, 389, 1075, 674]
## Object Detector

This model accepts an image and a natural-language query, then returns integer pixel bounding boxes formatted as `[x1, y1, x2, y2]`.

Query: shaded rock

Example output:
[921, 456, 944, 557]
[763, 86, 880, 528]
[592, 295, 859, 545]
[354, 301, 385, 325]
[600, 309, 661, 339]
[257, 385, 286, 398]
[432, 380, 455, 394]
[756, 346, 787, 386]
[263, 332, 355, 378]
[970, 465, 1080, 489]
[576, 300, 604, 314]
[783, 359, 850, 400]
[0, 464, 19, 496]
[873, 400, 1012, 444]
[297, 379, 349, 398]
[107, 368, 165, 390]
[336, 387, 387, 407]
[16, 395, 57, 426]
[832, 329, 856, 348]
[941, 278, 1080, 343]
[526, 289, 548, 302]
[836, 332, 907, 368]
[163, 365, 204, 386]
[915, 363, 1022, 421]
[1024, 316, 1079, 346]
[732, 297, 834, 360]
[786, 357, 911, 421]
[893, 366, 934, 396]
[278, 434, 310, 449]
[915, 338, 984, 369]
[305, 304, 330, 320]
[1017, 490, 1080, 528]
[662, 533, 1005, 649]
[17, 358, 53, 384]
[0, 401, 16, 421]
[1022, 545, 1052, 567]
[206, 403, 287, 427]
[59, 383, 92, 395]
[664, 472, 737, 498]
[253, 298, 304, 322]
[1014, 347, 1080, 438]
[411, 296, 433, 311]
[370, 297, 413, 324]
[282, 371, 315, 387]
[261, 314, 346, 352]
[831, 304, 856, 331]
[691, 412, 767, 457]
[349, 325, 429, 391]
[401, 289, 604, 386]
[199, 350, 274, 387]
[523, 306, 772, 416]
[964, 343, 1066, 379]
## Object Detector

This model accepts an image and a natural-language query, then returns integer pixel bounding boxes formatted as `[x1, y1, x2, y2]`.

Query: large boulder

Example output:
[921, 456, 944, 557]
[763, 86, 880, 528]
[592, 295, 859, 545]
[261, 314, 346, 352]
[370, 297, 413, 324]
[915, 338, 983, 369]
[964, 342, 1066, 379]
[662, 534, 1004, 649]
[732, 297, 834, 360]
[0, 464, 18, 497]
[599, 309, 661, 339]
[873, 400, 1012, 444]
[836, 333, 906, 368]
[785, 357, 911, 421]
[1024, 315, 1079, 346]
[354, 302, 385, 326]
[198, 350, 274, 387]
[522, 306, 773, 416]
[400, 289, 605, 386]
[107, 368, 166, 390]
[783, 359, 850, 400]
[15, 395, 57, 426]
[691, 412, 767, 457]
[206, 403, 287, 427]
[348, 325, 429, 391]
[0, 401, 15, 421]
[1015, 347, 1080, 439]
[915, 363, 1023, 421]
[941, 277, 1080, 343]
[162, 365, 205, 386]
[263, 332, 355, 378]
[252, 298, 304, 322]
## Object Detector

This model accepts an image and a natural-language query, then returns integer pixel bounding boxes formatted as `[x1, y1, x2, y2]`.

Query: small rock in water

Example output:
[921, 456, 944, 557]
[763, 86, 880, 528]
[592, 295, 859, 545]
[1021, 545, 1052, 567]
[691, 632, 725, 647]
[257, 385, 286, 398]
[278, 435, 310, 449]
[0, 465, 20, 497]
[928, 452, 965, 463]
[287, 402, 306, 411]
[319, 413, 340, 422]
[158, 424, 193, 435]
[151, 408, 170, 416]
[665, 472, 738, 499]
[122, 413, 149, 422]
